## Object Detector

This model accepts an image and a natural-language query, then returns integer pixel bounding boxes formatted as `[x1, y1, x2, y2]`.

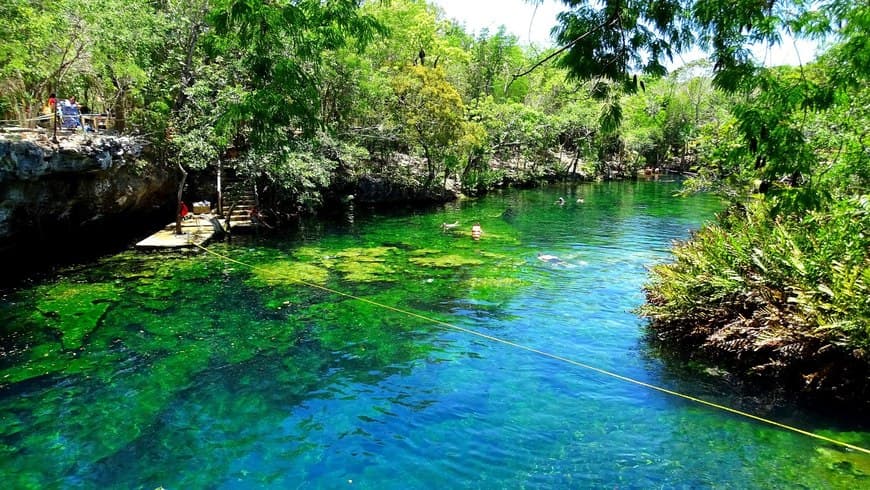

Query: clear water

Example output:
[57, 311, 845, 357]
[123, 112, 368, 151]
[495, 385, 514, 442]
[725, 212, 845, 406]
[1, 181, 868, 488]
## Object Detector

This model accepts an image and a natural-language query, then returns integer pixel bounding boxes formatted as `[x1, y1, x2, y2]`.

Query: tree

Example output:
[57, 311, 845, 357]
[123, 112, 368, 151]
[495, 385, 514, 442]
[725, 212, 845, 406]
[391, 64, 467, 186]
[77, 0, 164, 131]
[466, 27, 527, 102]
[208, 0, 381, 146]
[0, 0, 162, 126]
[620, 68, 726, 171]
[0, 0, 60, 122]
[548, 0, 690, 86]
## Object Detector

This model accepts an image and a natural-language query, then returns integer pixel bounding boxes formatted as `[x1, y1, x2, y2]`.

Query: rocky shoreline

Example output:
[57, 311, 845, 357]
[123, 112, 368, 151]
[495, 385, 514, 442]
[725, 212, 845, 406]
[646, 315, 870, 417]
[0, 131, 176, 276]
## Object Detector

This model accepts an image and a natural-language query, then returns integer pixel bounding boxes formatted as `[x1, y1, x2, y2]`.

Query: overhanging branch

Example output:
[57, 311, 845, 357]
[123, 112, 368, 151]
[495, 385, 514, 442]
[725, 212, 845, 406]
[505, 15, 618, 94]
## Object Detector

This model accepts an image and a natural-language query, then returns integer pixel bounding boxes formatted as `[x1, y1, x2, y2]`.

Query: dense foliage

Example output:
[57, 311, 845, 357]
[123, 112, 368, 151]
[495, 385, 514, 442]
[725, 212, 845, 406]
[1, 0, 723, 198]
[640, 59, 870, 353]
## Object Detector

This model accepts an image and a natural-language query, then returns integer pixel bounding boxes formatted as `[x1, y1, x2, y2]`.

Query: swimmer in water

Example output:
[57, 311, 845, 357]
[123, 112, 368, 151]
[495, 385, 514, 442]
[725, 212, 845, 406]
[555, 197, 565, 206]
[441, 221, 460, 231]
[471, 222, 482, 241]
[537, 253, 567, 266]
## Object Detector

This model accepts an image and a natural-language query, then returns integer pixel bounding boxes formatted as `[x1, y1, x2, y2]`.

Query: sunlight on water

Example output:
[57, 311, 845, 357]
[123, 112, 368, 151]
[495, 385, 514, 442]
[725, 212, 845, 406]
[1, 181, 868, 488]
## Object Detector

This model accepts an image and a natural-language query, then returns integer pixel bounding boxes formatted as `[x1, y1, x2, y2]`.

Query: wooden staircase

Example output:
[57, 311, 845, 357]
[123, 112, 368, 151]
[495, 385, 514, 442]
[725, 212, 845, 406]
[222, 178, 257, 231]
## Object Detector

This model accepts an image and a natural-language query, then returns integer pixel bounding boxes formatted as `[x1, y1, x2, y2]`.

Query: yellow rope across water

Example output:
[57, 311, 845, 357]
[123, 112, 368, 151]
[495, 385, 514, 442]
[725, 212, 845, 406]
[193, 243, 870, 456]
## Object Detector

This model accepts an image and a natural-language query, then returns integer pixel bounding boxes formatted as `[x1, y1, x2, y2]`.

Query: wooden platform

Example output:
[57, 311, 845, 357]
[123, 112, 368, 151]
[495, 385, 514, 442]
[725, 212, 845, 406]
[135, 214, 223, 249]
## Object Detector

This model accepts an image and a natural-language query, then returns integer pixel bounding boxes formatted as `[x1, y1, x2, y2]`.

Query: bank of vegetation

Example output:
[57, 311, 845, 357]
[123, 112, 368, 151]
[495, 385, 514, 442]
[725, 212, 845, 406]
[640, 50, 870, 408]
[1, 0, 726, 209]
[1, 0, 867, 407]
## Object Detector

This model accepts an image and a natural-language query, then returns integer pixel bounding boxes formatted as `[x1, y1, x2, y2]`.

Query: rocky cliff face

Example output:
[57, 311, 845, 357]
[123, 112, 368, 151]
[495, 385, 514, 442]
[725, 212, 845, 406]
[0, 131, 176, 273]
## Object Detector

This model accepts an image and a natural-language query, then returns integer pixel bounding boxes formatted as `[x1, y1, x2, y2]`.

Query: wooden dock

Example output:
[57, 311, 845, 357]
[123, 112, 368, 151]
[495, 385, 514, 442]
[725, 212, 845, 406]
[135, 214, 223, 249]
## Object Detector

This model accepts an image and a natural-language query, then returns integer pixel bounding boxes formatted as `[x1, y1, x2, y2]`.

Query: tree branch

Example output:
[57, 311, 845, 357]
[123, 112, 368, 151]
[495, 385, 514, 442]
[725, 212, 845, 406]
[505, 15, 618, 93]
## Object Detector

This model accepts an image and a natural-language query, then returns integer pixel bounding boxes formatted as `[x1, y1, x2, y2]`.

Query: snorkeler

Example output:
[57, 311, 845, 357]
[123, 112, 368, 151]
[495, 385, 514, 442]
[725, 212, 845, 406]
[537, 253, 567, 266]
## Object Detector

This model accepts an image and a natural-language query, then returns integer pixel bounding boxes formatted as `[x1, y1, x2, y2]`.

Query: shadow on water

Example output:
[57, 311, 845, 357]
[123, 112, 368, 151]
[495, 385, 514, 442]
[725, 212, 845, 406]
[640, 336, 870, 431]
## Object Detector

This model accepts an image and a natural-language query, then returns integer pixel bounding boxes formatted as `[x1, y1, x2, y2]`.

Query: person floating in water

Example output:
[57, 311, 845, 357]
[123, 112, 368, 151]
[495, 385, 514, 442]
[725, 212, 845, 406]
[471, 222, 482, 241]
[555, 197, 565, 206]
[441, 221, 460, 231]
[537, 253, 567, 266]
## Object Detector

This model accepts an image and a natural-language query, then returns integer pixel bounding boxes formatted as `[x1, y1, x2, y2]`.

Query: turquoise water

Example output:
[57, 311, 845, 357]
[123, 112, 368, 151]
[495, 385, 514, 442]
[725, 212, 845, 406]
[1, 181, 868, 488]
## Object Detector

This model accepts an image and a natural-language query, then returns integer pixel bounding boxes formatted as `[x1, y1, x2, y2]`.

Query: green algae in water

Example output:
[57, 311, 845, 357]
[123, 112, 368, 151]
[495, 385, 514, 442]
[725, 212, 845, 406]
[335, 259, 396, 283]
[15, 351, 212, 477]
[294, 246, 402, 283]
[0, 341, 98, 385]
[247, 260, 330, 286]
[128, 254, 226, 310]
[334, 246, 397, 261]
[0, 281, 122, 385]
[32, 282, 120, 350]
[465, 276, 531, 297]
[409, 248, 443, 256]
[302, 297, 437, 368]
[291, 245, 334, 262]
[815, 447, 870, 476]
[409, 254, 484, 268]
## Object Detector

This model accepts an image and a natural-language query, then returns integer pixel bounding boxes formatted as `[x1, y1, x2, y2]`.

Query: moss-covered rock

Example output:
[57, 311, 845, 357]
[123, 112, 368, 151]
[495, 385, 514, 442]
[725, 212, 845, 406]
[335, 260, 396, 283]
[409, 254, 484, 268]
[248, 261, 330, 286]
[31, 282, 120, 350]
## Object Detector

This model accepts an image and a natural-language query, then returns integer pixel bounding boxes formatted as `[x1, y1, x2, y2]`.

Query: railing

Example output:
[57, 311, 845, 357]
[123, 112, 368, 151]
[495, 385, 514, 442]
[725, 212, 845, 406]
[0, 112, 115, 135]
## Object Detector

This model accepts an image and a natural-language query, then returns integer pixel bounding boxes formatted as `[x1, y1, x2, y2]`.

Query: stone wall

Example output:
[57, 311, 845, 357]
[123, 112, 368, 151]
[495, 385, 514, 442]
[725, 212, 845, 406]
[0, 132, 176, 269]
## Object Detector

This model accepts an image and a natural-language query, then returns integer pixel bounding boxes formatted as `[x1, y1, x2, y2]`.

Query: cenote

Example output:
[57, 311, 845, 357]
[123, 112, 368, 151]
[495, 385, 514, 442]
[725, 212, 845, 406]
[1, 181, 868, 488]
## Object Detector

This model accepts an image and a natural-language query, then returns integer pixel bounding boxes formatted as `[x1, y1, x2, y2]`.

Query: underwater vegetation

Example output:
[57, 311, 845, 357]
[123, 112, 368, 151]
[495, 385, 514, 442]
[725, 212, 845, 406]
[0, 214, 532, 487]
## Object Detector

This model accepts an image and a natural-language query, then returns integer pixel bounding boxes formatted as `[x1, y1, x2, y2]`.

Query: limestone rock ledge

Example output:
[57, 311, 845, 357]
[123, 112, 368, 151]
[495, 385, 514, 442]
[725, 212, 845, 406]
[0, 132, 176, 268]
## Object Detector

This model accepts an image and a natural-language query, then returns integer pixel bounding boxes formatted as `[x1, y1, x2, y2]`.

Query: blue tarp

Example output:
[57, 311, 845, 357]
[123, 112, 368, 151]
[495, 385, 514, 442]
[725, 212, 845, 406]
[59, 100, 81, 129]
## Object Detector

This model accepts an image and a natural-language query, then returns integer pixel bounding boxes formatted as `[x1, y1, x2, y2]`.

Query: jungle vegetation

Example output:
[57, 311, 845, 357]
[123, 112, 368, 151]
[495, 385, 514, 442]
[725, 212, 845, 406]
[0, 0, 731, 200]
[0, 0, 867, 390]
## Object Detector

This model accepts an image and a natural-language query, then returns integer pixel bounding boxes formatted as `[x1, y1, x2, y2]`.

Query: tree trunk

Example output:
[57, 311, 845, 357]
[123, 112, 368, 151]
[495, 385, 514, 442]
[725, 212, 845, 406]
[423, 145, 435, 187]
[113, 90, 126, 133]
[173, 21, 204, 112]
[175, 163, 188, 235]
[567, 142, 581, 178]
[461, 154, 476, 182]
[216, 160, 223, 215]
